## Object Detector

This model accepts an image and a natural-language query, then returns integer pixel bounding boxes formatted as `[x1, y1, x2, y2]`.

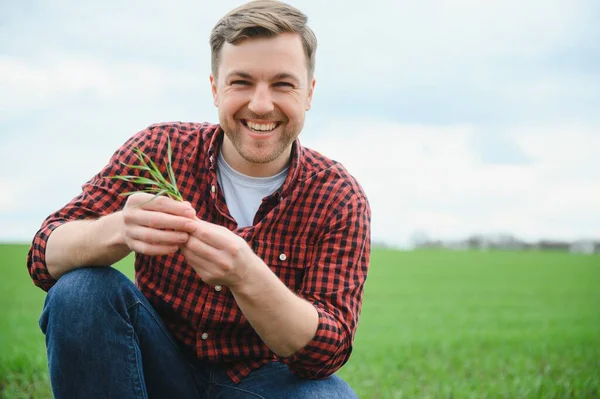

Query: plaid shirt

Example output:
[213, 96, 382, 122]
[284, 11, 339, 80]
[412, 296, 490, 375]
[27, 122, 371, 383]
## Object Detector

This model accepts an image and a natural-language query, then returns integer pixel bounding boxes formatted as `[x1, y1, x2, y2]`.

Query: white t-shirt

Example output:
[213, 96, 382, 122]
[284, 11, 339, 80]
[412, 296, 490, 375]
[216, 151, 288, 228]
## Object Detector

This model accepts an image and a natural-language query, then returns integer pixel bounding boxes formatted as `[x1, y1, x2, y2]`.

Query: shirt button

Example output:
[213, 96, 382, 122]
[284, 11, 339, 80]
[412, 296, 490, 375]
[279, 253, 287, 261]
[209, 155, 214, 163]
[201, 332, 208, 340]
[211, 185, 216, 193]
[214, 285, 222, 292]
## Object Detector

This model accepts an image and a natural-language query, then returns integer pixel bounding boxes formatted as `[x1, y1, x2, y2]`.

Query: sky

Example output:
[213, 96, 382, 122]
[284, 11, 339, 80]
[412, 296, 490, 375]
[1, 0, 599, 247]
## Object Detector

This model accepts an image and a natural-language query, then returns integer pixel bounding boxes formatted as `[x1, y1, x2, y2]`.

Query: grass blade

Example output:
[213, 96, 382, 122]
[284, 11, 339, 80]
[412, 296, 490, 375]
[122, 163, 153, 172]
[108, 139, 184, 202]
[166, 135, 183, 201]
[120, 187, 165, 196]
[139, 150, 176, 192]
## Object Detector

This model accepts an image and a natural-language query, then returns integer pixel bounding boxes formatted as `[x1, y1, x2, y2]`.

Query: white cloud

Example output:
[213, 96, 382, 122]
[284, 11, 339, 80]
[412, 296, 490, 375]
[0, 179, 29, 215]
[0, 56, 203, 116]
[515, 126, 600, 170]
[311, 0, 590, 89]
[303, 119, 600, 247]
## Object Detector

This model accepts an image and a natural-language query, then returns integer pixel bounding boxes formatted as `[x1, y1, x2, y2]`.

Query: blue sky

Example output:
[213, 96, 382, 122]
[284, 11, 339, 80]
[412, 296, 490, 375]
[1, 0, 599, 246]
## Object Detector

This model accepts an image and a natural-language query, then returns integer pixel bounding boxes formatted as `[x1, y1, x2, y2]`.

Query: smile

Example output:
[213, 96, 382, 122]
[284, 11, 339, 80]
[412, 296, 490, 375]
[242, 120, 280, 132]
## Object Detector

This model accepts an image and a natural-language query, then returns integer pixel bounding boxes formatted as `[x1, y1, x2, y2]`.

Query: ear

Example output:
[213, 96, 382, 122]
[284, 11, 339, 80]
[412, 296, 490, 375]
[306, 78, 316, 111]
[210, 74, 218, 107]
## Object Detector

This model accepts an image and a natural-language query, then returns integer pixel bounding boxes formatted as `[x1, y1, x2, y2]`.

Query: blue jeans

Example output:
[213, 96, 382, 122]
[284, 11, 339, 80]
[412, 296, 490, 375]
[39, 267, 357, 398]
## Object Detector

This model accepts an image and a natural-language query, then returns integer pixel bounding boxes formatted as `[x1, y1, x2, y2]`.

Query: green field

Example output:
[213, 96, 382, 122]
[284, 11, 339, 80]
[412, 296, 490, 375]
[1, 244, 599, 398]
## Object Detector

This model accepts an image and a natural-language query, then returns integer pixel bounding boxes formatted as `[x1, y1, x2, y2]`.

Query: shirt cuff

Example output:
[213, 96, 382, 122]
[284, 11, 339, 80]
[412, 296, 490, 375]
[27, 219, 69, 291]
[278, 303, 349, 379]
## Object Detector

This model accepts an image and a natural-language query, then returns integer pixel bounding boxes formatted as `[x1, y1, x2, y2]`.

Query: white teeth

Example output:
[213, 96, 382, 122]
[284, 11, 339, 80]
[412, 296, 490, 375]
[246, 121, 277, 132]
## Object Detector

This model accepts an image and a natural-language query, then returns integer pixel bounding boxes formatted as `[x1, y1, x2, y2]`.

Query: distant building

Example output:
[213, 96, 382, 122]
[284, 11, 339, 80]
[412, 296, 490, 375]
[464, 234, 525, 251]
[569, 240, 598, 255]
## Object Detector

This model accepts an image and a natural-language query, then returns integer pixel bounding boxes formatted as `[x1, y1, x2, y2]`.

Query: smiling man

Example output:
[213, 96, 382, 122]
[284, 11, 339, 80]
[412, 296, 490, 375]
[27, 1, 371, 398]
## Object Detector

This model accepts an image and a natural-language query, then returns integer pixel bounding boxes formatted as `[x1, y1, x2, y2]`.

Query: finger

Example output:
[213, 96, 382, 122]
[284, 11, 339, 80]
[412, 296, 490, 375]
[185, 235, 226, 266]
[188, 219, 233, 249]
[125, 209, 196, 233]
[128, 239, 179, 256]
[128, 193, 196, 218]
[180, 246, 217, 281]
[127, 226, 189, 246]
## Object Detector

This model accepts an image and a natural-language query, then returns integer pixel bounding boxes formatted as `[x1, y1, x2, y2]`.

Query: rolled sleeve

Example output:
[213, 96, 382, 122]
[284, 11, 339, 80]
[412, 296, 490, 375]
[27, 220, 69, 291]
[279, 193, 371, 378]
[279, 303, 351, 379]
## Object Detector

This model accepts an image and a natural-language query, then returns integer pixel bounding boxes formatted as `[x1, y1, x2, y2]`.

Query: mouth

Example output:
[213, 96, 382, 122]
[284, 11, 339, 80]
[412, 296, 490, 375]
[241, 119, 281, 134]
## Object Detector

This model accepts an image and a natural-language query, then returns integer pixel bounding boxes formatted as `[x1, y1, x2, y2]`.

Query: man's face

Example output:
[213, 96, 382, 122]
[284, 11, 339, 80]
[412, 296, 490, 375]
[211, 32, 315, 175]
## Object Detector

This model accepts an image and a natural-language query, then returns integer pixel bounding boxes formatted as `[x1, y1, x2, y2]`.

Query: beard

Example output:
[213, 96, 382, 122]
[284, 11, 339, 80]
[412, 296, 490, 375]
[221, 111, 304, 165]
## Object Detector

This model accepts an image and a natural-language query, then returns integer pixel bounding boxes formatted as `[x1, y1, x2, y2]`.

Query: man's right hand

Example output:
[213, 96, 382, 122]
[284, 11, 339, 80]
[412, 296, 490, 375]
[122, 193, 197, 256]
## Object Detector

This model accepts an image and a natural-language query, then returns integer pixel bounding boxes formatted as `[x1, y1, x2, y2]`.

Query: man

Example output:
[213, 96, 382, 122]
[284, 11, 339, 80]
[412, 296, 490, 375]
[27, 1, 371, 397]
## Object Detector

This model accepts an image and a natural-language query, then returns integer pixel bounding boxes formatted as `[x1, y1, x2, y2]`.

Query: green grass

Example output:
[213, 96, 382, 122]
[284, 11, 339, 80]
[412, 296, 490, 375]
[1, 244, 599, 398]
[0, 244, 135, 398]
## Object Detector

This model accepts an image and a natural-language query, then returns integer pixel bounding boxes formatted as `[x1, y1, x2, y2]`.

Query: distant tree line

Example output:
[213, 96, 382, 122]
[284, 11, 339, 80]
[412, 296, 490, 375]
[408, 233, 600, 254]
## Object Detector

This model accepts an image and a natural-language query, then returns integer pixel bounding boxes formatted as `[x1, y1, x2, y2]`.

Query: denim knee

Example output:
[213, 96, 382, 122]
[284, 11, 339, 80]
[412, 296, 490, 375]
[40, 267, 137, 334]
[225, 362, 358, 399]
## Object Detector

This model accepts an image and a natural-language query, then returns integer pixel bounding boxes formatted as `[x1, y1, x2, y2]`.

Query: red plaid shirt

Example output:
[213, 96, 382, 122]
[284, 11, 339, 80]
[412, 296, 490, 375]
[27, 122, 371, 383]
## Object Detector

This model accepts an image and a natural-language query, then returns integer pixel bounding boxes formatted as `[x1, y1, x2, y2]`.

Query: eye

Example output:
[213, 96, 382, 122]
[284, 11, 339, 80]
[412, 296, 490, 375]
[274, 82, 294, 88]
[231, 80, 250, 86]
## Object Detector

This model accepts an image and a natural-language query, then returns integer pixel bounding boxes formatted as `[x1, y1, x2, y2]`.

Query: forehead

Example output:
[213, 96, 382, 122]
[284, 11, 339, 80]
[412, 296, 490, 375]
[218, 32, 308, 80]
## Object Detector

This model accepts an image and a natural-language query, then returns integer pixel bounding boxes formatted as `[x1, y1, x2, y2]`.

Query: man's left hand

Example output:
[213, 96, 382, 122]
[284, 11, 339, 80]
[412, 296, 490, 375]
[180, 219, 258, 289]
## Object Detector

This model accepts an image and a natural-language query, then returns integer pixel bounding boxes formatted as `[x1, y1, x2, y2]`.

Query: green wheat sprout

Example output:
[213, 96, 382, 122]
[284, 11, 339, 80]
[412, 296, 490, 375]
[108, 135, 183, 203]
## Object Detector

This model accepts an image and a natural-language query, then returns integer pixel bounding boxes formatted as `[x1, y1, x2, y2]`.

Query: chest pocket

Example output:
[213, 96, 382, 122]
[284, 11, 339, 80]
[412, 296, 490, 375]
[253, 240, 313, 293]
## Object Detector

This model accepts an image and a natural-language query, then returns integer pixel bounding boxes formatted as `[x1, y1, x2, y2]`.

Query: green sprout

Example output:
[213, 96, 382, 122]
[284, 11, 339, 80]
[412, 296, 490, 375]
[109, 135, 183, 202]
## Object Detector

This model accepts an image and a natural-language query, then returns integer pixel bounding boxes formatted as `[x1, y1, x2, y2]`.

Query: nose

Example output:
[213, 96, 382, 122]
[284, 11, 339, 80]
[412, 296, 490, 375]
[248, 83, 274, 115]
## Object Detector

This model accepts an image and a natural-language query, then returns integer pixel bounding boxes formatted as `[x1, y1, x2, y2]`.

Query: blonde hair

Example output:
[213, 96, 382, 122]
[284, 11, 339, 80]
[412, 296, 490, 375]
[210, 0, 317, 78]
